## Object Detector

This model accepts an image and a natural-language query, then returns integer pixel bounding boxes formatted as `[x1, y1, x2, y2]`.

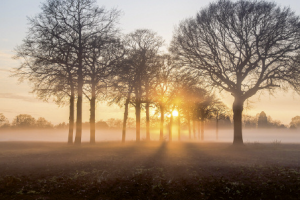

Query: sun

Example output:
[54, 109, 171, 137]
[172, 110, 178, 117]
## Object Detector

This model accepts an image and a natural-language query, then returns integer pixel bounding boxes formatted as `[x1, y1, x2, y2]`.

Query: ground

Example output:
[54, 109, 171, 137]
[0, 141, 300, 199]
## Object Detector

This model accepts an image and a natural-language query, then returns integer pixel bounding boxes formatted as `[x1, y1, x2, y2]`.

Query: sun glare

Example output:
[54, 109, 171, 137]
[172, 110, 178, 116]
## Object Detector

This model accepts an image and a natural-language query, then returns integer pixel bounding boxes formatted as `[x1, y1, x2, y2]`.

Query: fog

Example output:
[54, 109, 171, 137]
[0, 128, 299, 143]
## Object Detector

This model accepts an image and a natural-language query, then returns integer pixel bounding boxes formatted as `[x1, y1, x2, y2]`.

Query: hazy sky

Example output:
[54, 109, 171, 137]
[1, 0, 300, 125]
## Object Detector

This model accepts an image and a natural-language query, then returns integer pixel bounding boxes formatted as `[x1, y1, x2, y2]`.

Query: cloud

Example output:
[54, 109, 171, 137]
[0, 93, 44, 103]
[0, 50, 18, 69]
[0, 50, 13, 60]
[0, 68, 10, 72]
[0, 108, 15, 113]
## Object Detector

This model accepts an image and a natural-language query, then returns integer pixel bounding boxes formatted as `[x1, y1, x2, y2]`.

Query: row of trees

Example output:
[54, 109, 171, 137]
[2, 111, 293, 130]
[13, 0, 300, 145]
[0, 113, 109, 129]
[2, 111, 299, 131]
[14, 0, 229, 144]
[0, 113, 53, 129]
[0, 112, 230, 142]
[290, 116, 300, 129]
[244, 111, 287, 129]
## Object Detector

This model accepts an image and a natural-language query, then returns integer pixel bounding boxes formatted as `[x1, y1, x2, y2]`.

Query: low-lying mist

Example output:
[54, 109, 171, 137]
[0, 128, 299, 143]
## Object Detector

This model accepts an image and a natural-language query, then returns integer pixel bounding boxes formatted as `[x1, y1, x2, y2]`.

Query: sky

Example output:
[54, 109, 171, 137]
[1, 0, 300, 125]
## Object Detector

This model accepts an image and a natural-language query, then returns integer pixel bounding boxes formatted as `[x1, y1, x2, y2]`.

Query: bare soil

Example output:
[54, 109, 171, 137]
[0, 141, 300, 199]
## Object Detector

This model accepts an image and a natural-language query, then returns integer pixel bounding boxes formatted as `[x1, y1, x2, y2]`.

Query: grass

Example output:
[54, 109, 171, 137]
[0, 141, 299, 199]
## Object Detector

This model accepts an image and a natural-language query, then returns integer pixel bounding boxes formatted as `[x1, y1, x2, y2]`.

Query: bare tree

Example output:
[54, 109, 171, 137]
[185, 86, 210, 140]
[213, 102, 230, 140]
[12, 114, 36, 128]
[170, 0, 300, 145]
[152, 55, 176, 141]
[168, 70, 201, 141]
[15, 0, 121, 144]
[125, 29, 164, 141]
[0, 113, 9, 128]
[36, 117, 54, 129]
[108, 59, 135, 143]
[84, 36, 124, 144]
[14, 34, 77, 143]
[289, 116, 300, 129]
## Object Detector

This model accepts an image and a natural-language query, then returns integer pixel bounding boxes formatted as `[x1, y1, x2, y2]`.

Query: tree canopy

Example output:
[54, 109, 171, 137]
[170, 0, 300, 144]
[11, 0, 300, 145]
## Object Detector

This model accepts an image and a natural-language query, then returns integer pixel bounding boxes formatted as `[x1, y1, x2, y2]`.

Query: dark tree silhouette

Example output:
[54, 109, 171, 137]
[152, 56, 174, 141]
[84, 36, 124, 144]
[108, 59, 135, 143]
[213, 102, 230, 140]
[36, 117, 54, 128]
[12, 114, 36, 128]
[14, 40, 77, 144]
[170, 0, 300, 144]
[290, 116, 300, 129]
[14, 0, 121, 144]
[185, 86, 215, 140]
[243, 115, 257, 129]
[167, 70, 202, 141]
[125, 29, 164, 141]
[0, 113, 9, 127]
[195, 94, 215, 140]
[257, 111, 268, 128]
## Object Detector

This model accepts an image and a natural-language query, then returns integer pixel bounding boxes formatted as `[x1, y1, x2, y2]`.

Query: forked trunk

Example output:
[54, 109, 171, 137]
[160, 104, 164, 141]
[233, 98, 244, 145]
[68, 89, 75, 144]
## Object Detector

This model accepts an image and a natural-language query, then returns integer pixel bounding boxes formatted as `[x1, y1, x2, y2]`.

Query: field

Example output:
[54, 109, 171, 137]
[0, 141, 300, 199]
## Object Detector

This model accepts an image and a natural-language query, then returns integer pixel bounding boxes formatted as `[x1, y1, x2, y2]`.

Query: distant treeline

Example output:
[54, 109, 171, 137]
[0, 113, 107, 129]
[0, 113, 53, 129]
[2, 112, 299, 131]
[243, 111, 300, 129]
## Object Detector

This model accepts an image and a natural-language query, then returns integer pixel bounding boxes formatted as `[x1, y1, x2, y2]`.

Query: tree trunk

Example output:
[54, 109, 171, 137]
[146, 102, 150, 141]
[160, 104, 164, 141]
[193, 120, 196, 139]
[68, 88, 75, 144]
[216, 113, 219, 140]
[178, 110, 180, 141]
[145, 83, 150, 141]
[197, 120, 200, 139]
[136, 99, 141, 142]
[135, 72, 142, 142]
[75, 36, 83, 145]
[90, 83, 96, 144]
[122, 98, 129, 143]
[169, 113, 173, 142]
[201, 119, 204, 141]
[200, 109, 204, 140]
[188, 114, 191, 140]
[75, 79, 83, 145]
[233, 98, 244, 145]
